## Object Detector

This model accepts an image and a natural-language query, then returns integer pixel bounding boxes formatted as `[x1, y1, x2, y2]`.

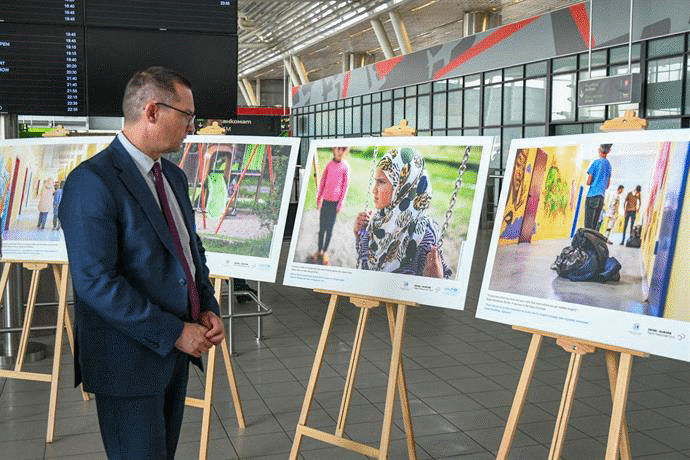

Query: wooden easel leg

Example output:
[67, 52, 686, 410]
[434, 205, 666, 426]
[605, 353, 634, 460]
[215, 277, 245, 428]
[385, 303, 417, 460]
[15, 265, 44, 371]
[604, 351, 632, 460]
[198, 344, 218, 460]
[548, 352, 584, 460]
[0, 262, 12, 299]
[50, 265, 89, 401]
[289, 294, 340, 460]
[46, 264, 69, 443]
[378, 303, 407, 460]
[220, 336, 246, 428]
[335, 306, 369, 437]
[496, 333, 544, 460]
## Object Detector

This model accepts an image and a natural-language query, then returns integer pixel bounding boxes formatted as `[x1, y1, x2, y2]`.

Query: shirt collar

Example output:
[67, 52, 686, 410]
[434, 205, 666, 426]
[117, 132, 160, 175]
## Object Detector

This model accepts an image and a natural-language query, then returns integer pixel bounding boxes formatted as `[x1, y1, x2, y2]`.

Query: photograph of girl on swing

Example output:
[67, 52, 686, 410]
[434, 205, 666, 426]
[285, 136, 493, 310]
[353, 146, 451, 278]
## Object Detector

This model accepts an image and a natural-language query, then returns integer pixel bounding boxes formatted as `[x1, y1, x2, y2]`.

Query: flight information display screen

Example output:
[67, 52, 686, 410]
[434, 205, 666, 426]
[0, 23, 86, 115]
[0, 0, 83, 26]
[86, 28, 237, 118]
[85, 0, 237, 34]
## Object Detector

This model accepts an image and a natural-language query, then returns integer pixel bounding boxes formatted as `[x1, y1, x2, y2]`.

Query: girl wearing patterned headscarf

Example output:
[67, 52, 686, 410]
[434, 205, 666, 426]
[353, 147, 451, 278]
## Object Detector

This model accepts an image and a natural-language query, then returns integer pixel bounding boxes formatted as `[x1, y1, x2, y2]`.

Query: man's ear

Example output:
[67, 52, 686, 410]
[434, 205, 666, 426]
[144, 102, 158, 123]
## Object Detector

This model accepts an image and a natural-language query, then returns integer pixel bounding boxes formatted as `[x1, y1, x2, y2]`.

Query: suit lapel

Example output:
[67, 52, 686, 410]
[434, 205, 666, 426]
[109, 139, 178, 258]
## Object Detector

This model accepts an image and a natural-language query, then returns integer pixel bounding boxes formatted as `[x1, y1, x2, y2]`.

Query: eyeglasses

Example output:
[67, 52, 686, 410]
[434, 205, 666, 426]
[155, 102, 196, 125]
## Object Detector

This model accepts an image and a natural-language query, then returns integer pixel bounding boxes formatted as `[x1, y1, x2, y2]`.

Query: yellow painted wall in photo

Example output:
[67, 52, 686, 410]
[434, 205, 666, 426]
[498, 147, 535, 245]
[640, 142, 670, 288]
[664, 173, 690, 321]
[532, 145, 583, 241]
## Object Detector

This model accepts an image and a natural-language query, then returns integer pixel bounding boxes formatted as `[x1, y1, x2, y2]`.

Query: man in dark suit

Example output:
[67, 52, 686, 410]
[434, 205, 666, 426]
[59, 67, 224, 459]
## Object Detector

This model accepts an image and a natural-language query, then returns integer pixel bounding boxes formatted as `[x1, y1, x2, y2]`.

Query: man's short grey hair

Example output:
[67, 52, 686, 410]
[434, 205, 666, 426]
[122, 67, 192, 122]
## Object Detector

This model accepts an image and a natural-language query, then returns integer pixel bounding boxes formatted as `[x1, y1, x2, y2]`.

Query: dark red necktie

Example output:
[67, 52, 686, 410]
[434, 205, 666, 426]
[152, 162, 200, 321]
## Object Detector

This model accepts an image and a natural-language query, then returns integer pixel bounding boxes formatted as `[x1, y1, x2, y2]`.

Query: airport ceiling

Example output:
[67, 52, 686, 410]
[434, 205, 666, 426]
[237, 0, 582, 83]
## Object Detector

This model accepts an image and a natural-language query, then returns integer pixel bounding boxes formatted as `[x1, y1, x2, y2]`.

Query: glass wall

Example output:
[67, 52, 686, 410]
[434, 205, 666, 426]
[292, 32, 690, 223]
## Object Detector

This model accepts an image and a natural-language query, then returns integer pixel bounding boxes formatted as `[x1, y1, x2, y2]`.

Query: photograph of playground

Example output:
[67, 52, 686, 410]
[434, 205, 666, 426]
[169, 135, 299, 261]
[485, 136, 690, 322]
[291, 140, 485, 280]
[0, 137, 112, 261]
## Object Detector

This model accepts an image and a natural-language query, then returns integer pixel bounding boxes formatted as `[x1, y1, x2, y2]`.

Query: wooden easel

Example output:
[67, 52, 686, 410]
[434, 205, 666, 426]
[0, 260, 86, 442]
[184, 274, 246, 460]
[289, 291, 418, 459]
[496, 327, 647, 460]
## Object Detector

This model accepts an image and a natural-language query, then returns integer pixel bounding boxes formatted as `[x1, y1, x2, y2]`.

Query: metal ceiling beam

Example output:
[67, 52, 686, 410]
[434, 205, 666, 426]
[389, 9, 413, 54]
[283, 58, 301, 87]
[370, 17, 395, 59]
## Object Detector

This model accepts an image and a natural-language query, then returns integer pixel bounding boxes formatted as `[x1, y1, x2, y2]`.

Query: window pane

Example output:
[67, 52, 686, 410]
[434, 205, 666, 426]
[610, 43, 641, 64]
[448, 128, 462, 136]
[646, 57, 683, 116]
[647, 118, 681, 130]
[447, 91, 462, 128]
[448, 78, 462, 90]
[344, 107, 352, 134]
[526, 61, 547, 77]
[648, 34, 684, 58]
[578, 50, 606, 69]
[418, 83, 431, 95]
[483, 127, 501, 169]
[406, 86, 417, 96]
[352, 105, 361, 135]
[551, 73, 576, 121]
[525, 78, 546, 122]
[553, 56, 577, 73]
[361, 105, 371, 134]
[463, 88, 480, 127]
[417, 95, 430, 130]
[465, 74, 480, 87]
[381, 90, 392, 100]
[371, 102, 381, 133]
[314, 112, 323, 136]
[502, 127, 522, 169]
[686, 56, 690, 114]
[403, 97, 415, 129]
[524, 125, 545, 138]
[393, 99, 405, 124]
[433, 80, 447, 92]
[372, 92, 381, 102]
[328, 109, 336, 135]
[553, 124, 582, 135]
[463, 128, 479, 136]
[484, 69, 502, 84]
[394, 88, 405, 99]
[432, 92, 447, 130]
[381, 100, 392, 128]
[503, 80, 523, 124]
[337, 108, 344, 135]
[504, 65, 523, 81]
[484, 84, 502, 126]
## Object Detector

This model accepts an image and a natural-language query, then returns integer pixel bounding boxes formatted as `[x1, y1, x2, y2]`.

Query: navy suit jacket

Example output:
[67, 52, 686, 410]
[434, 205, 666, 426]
[59, 137, 219, 396]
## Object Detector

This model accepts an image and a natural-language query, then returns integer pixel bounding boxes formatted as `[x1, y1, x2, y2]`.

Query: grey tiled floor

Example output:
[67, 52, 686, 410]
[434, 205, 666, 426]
[1, 233, 689, 459]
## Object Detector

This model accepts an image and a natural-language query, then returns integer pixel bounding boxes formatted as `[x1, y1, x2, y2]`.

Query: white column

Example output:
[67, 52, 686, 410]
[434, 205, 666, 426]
[370, 18, 395, 59]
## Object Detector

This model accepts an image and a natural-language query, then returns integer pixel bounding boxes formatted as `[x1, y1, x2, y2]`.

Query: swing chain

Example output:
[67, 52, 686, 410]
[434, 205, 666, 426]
[438, 145, 471, 250]
[356, 147, 380, 269]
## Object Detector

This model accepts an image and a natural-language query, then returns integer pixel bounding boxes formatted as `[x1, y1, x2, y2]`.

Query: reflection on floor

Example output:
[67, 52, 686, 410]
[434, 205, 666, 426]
[1, 234, 689, 459]
[490, 234, 649, 315]
[4, 207, 63, 242]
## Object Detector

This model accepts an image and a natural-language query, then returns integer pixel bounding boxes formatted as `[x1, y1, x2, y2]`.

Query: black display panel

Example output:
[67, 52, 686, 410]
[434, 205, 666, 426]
[86, 28, 237, 118]
[0, 23, 86, 115]
[85, 0, 237, 34]
[0, 0, 83, 26]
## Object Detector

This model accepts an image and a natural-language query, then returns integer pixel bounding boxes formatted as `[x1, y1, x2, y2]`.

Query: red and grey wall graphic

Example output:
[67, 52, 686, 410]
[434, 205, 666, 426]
[293, 0, 686, 108]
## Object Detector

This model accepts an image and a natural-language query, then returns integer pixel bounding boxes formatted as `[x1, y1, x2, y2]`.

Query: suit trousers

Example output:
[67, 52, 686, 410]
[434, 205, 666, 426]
[94, 351, 189, 460]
